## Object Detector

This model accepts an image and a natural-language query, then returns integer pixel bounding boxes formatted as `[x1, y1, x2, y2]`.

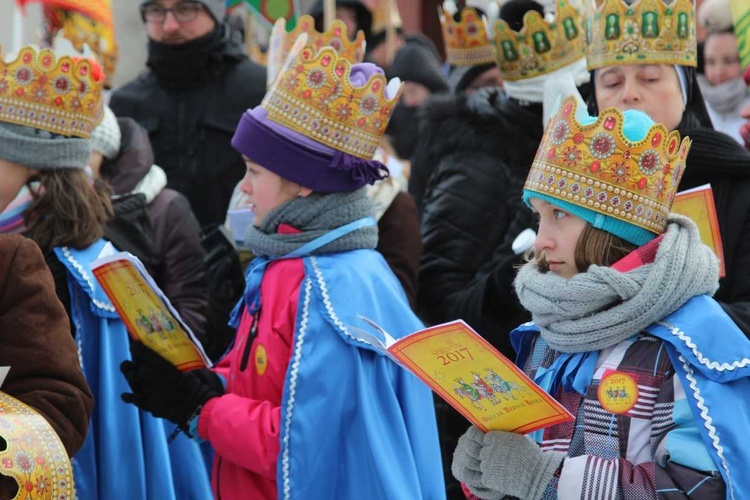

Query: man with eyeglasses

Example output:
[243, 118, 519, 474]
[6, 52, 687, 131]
[110, 0, 266, 228]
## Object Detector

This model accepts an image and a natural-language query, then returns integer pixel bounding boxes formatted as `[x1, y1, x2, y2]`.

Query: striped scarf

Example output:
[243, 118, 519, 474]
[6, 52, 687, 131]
[0, 185, 33, 234]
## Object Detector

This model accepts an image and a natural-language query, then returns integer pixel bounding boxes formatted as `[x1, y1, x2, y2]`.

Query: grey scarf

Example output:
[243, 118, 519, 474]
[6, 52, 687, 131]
[514, 215, 719, 353]
[244, 189, 378, 258]
[698, 75, 749, 114]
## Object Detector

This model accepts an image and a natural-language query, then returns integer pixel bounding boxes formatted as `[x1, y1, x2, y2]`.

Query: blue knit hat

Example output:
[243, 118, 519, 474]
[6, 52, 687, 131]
[523, 96, 691, 246]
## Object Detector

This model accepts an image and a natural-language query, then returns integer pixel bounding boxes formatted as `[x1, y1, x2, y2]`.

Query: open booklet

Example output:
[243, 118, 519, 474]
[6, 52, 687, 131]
[91, 252, 212, 372]
[672, 183, 725, 277]
[353, 319, 573, 434]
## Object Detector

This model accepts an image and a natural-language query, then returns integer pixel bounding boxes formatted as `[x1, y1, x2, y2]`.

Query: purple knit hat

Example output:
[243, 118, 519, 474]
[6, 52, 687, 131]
[231, 62, 392, 193]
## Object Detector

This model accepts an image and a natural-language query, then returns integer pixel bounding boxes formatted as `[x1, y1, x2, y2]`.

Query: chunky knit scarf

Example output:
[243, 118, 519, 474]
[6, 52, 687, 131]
[244, 189, 377, 258]
[514, 215, 720, 353]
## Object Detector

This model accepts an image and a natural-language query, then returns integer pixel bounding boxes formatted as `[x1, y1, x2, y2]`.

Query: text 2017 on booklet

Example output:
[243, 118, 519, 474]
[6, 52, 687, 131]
[91, 252, 211, 372]
[354, 319, 573, 434]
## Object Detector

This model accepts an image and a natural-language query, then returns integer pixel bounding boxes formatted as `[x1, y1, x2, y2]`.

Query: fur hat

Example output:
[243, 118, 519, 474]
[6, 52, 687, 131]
[698, 0, 733, 33]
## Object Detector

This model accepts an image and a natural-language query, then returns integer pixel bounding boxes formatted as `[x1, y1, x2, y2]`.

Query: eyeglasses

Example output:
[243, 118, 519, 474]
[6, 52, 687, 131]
[140, 2, 204, 23]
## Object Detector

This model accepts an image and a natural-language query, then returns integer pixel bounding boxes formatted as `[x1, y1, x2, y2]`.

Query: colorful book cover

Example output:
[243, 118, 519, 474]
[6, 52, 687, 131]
[353, 319, 573, 434]
[672, 184, 725, 277]
[91, 252, 211, 372]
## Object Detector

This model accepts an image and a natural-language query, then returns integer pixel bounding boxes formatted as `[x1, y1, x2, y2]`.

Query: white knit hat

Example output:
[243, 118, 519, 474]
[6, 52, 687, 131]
[90, 106, 122, 160]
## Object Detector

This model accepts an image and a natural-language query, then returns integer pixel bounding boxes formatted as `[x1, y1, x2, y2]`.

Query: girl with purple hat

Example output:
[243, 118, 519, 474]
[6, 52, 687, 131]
[121, 38, 445, 500]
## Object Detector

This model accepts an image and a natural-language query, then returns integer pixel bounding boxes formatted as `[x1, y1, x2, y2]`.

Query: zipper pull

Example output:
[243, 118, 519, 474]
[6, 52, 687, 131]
[239, 308, 261, 372]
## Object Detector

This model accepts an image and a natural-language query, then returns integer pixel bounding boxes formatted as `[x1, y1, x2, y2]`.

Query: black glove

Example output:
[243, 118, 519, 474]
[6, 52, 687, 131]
[120, 342, 223, 430]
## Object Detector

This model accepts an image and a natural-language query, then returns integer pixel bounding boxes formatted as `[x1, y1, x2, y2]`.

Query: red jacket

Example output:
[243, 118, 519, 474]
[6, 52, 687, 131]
[198, 257, 305, 499]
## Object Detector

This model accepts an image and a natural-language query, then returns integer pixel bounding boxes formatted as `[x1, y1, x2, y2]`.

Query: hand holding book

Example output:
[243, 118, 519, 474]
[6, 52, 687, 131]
[354, 319, 572, 434]
[91, 252, 211, 371]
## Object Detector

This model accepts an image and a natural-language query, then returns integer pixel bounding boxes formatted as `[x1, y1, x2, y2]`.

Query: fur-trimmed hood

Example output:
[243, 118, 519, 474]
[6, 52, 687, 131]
[417, 88, 543, 171]
[410, 88, 544, 210]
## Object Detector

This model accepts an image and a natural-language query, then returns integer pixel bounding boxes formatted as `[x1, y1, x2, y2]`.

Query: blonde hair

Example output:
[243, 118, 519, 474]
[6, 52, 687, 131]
[24, 170, 113, 253]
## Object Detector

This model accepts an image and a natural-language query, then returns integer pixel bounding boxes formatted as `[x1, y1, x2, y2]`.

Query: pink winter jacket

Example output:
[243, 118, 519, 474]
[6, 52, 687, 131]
[198, 254, 305, 499]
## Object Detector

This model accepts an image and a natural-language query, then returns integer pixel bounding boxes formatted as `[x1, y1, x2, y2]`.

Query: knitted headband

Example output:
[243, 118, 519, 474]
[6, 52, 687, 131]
[0, 122, 91, 171]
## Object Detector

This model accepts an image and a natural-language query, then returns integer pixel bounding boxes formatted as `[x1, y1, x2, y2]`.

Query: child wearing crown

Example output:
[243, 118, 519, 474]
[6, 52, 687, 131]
[120, 37, 445, 499]
[0, 46, 213, 498]
[452, 96, 750, 499]
[585, 0, 750, 340]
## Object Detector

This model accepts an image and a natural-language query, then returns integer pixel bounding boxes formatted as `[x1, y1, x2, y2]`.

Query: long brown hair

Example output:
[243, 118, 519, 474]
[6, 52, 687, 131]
[24, 170, 113, 253]
[529, 224, 637, 274]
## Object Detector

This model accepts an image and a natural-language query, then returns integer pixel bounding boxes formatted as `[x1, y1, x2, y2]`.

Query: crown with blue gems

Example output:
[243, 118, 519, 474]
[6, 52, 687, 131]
[439, 3, 496, 67]
[266, 14, 366, 87]
[525, 95, 691, 235]
[486, 0, 586, 82]
[262, 35, 402, 160]
[584, 0, 697, 70]
[0, 45, 104, 138]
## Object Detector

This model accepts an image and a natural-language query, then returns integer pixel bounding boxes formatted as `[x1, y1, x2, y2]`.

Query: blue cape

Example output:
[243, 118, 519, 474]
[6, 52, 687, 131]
[512, 295, 750, 500]
[646, 295, 750, 500]
[55, 241, 212, 499]
[238, 249, 445, 499]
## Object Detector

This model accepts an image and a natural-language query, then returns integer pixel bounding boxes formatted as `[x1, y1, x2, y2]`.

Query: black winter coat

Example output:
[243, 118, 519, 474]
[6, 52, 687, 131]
[416, 89, 543, 355]
[110, 28, 266, 227]
[415, 89, 545, 500]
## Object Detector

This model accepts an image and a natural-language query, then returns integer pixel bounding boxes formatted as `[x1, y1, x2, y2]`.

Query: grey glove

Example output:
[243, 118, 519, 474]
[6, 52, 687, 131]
[452, 426, 503, 500]
[453, 426, 565, 500]
[480, 430, 565, 500]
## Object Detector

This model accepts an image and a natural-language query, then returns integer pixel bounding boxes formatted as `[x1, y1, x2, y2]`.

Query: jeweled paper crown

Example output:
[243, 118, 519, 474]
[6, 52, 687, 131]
[262, 37, 401, 159]
[584, 0, 697, 70]
[487, 0, 586, 81]
[525, 96, 691, 234]
[370, 0, 404, 36]
[0, 45, 104, 138]
[44, 6, 119, 88]
[267, 15, 366, 87]
[0, 392, 74, 499]
[440, 6, 496, 66]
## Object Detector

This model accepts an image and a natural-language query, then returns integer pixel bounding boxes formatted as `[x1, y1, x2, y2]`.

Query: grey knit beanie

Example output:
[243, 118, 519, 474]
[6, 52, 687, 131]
[140, 0, 226, 22]
[0, 122, 91, 170]
[90, 106, 122, 160]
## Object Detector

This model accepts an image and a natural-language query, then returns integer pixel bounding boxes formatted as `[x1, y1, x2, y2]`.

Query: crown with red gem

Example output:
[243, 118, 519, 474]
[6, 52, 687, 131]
[439, 4, 495, 66]
[44, 7, 119, 89]
[487, 0, 586, 81]
[262, 35, 402, 160]
[525, 96, 691, 234]
[266, 14, 366, 87]
[0, 45, 104, 138]
[584, 0, 697, 70]
[0, 392, 74, 499]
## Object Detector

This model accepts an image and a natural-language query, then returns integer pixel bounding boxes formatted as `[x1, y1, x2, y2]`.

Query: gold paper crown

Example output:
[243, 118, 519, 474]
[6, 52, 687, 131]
[274, 15, 365, 66]
[440, 7, 496, 66]
[45, 6, 118, 89]
[525, 96, 691, 234]
[584, 0, 697, 70]
[263, 36, 401, 159]
[488, 0, 586, 81]
[0, 392, 74, 499]
[0, 45, 103, 138]
[370, 0, 404, 36]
